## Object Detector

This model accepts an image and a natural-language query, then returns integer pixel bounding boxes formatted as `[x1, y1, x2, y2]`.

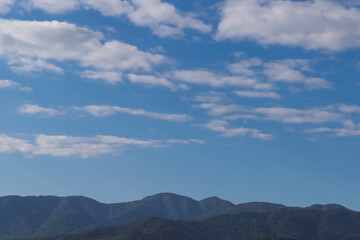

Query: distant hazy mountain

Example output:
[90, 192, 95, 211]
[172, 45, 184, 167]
[36, 207, 360, 240]
[0, 193, 346, 239]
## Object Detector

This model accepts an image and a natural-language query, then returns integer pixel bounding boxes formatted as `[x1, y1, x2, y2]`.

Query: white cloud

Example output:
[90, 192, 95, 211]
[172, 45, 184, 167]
[165, 139, 205, 144]
[0, 0, 13, 13]
[338, 104, 360, 113]
[24, 0, 79, 13]
[0, 79, 32, 91]
[216, 0, 360, 50]
[18, 104, 64, 116]
[81, 105, 192, 121]
[252, 107, 342, 124]
[82, 0, 133, 16]
[192, 91, 224, 103]
[9, 57, 63, 73]
[234, 90, 280, 99]
[127, 73, 187, 90]
[227, 58, 262, 76]
[196, 102, 344, 124]
[18, 103, 191, 122]
[308, 121, 360, 137]
[21, 0, 211, 38]
[127, 0, 211, 37]
[0, 134, 34, 153]
[194, 103, 245, 116]
[195, 100, 360, 139]
[169, 58, 329, 91]
[0, 18, 164, 77]
[170, 70, 271, 90]
[264, 59, 331, 89]
[202, 119, 272, 140]
[0, 134, 203, 158]
[81, 70, 122, 84]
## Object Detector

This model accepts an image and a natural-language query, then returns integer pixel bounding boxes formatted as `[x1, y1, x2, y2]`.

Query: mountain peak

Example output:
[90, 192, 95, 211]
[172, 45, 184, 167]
[142, 192, 192, 201]
[307, 204, 346, 211]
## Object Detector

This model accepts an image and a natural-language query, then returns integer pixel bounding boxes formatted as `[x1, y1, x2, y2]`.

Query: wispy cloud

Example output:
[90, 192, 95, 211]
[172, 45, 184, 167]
[81, 70, 122, 84]
[18, 104, 64, 116]
[194, 103, 245, 116]
[80, 105, 192, 121]
[307, 121, 360, 137]
[338, 104, 360, 113]
[127, 74, 187, 90]
[201, 120, 272, 140]
[9, 57, 63, 74]
[234, 90, 280, 99]
[195, 100, 360, 139]
[227, 58, 262, 76]
[192, 91, 225, 103]
[0, 134, 204, 158]
[165, 139, 205, 144]
[170, 70, 272, 90]
[169, 58, 330, 91]
[264, 59, 331, 90]
[248, 107, 342, 124]
[0, 79, 32, 92]
[216, 0, 360, 50]
[195, 102, 359, 124]
[18, 104, 192, 122]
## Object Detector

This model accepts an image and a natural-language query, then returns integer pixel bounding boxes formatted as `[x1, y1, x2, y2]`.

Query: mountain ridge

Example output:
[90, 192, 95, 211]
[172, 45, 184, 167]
[33, 207, 360, 240]
[0, 193, 350, 239]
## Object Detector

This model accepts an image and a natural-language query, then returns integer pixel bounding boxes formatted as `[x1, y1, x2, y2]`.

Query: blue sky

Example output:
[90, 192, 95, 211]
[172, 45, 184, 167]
[0, 0, 360, 210]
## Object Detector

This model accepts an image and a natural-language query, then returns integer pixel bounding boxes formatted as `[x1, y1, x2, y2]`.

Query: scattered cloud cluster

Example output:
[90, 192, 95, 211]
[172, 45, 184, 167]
[196, 102, 345, 124]
[194, 93, 360, 139]
[7, 0, 211, 37]
[229, 58, 330, 91]
[152, 57, 329, 94]
[0, 79, 32, 92]
[18, 104, 192, 122]
[1, 0, 360, 155]
[216, 0, 360, 50]
[0, 134, 204, 158]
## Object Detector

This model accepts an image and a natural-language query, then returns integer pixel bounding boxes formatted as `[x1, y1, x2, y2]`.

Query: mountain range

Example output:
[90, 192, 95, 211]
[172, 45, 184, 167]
[0, 193, 357, 240]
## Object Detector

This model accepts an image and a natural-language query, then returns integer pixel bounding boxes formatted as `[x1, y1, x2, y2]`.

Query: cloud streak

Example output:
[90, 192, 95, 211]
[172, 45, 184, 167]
[170, 70, 272, 90]
[127, 74, 187, 90]
[18, 104, 64, 116]
[234, 90, 280, 99]
[202, 120, 272, 140]
[80, 105, 192, 121]
[0, 134, 204, 158]
[18, 104, 192, 122]
[0, 79, 32, 92]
